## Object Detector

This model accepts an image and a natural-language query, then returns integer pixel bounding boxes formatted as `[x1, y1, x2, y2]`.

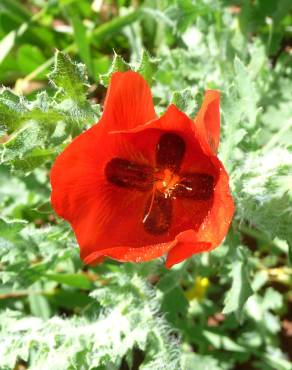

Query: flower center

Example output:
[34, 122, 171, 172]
[155, 168, 181, 198]
[104, 132, 214, 236]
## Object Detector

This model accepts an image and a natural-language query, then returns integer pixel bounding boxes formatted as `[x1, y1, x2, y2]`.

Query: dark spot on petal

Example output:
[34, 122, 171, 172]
[143, 193, 172, 235]
[105, 158, 153, 191]
[173, 173, 214, 200]
[156, 133, 186, 172]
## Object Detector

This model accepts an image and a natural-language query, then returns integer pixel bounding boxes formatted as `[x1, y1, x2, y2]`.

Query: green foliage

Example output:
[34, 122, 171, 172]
[136, 51, 159, 86]
[99, 51, 158, 87]
[223, 247, 253, 318]
[0, 52, 99, 173]
[235, 148, 292, 248]
[0, 0, 291, 369]
[99, 52, 130, 87]
[0, 270, 179, 370]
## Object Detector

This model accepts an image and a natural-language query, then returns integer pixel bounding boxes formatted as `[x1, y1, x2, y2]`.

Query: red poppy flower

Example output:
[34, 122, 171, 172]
[50, 71, 234, 268]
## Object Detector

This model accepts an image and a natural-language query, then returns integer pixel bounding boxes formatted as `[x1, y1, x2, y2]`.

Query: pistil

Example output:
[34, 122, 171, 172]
[155, 168, 181, 198]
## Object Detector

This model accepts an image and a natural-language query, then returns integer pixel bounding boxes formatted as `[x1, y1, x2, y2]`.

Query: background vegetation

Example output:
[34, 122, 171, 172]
[0, 0, 291, 369]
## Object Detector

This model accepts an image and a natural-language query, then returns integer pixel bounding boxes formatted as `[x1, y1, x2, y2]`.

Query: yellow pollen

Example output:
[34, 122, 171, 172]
[155, 169, 180, 197]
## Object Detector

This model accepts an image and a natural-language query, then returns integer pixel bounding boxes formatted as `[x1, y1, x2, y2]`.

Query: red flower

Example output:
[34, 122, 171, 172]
[50, 71, 234, 268]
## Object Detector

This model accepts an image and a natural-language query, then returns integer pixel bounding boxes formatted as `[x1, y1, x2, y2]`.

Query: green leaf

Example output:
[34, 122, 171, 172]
[100, 51, 158, 88]
[234, 57, 259, 128]
[223, 247, 253, 318]
[100, 53, 130, 87]
[171, 88, 197, 118]
[16, 44, 46, 75]
[220, 87, 247, 171]
[92, 10, 141, 44]
[0, 5, 46, 64]
[28, 282, 51, 319]
[1, 121, 48, 163]
[0, 218, 26, 243]
[0, 221, 76, 287]
[203, 330, 246, 352]
[45, 273, 93, 290]
[8, 148, 55, 173]
[0, 273, 179, 370]
[181, 353, 222, 370]
[136, 50, 159, 86]
[49, 51, 97, 127]
[90, 270, 181, 369]
[263, 288, 283, 311]
[0, 88, 27, 134]
[262, 349, 292, 370]
[49, 289, 93, 310]
[161, 286, 189, 325]
[66, 5, 94, 77]
[0, 30, 17, 64]
[0, 52, 101, 173]
[0, 0, 31, 24]
[288, 244, 292, 266]
[49, 51, 89, 103]
[235, 148, 292, 249]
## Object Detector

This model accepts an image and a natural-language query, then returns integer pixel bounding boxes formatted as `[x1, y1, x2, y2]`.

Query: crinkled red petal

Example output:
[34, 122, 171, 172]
[165, 241, 211, 268]
[194, 90, 220, 155]
[101, 71, 157, 131]
[83, 242, 174, 265]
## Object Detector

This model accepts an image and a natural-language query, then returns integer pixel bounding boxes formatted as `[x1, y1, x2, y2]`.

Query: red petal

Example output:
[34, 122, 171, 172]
[194, 157, 235, 248]
[84, 242, 174, 265]
[50, 124, 103, 223]
[165, 243, 206, 268]
[114, 104, 194, 137]
[194, 90, 220, 155]
[101, 71, 157, 131]
[166, 232, 211, 268]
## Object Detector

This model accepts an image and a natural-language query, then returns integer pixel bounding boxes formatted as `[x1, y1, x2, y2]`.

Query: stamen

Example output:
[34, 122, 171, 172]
[143, 187, 156, 224]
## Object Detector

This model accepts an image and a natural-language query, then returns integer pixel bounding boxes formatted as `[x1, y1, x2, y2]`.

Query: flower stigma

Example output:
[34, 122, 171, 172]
[154, 168, 181, 199]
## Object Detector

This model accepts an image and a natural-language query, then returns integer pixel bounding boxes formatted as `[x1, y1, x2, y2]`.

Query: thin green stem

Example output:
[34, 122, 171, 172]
[91, 10, 141, 40]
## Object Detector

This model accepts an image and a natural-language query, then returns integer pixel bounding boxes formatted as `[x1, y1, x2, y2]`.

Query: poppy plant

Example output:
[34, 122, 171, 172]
[50, 71, 234, 268]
